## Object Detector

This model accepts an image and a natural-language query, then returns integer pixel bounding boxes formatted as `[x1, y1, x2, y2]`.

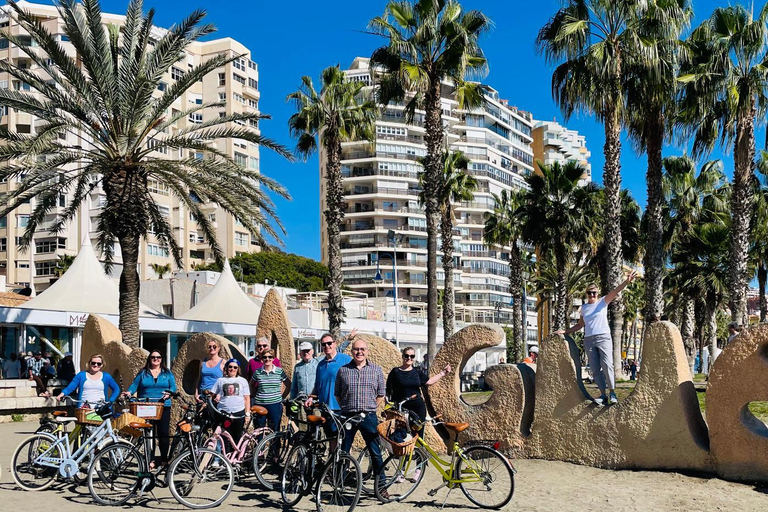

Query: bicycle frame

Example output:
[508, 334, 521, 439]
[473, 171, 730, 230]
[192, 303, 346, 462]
[207, 424, 269, 465]
[412, 437, 487, 485]
[34, 417, 121, 478]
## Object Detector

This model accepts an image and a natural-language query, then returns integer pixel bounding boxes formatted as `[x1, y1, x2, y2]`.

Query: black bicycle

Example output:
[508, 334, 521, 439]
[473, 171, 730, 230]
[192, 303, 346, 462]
[252, 395, 309, 489]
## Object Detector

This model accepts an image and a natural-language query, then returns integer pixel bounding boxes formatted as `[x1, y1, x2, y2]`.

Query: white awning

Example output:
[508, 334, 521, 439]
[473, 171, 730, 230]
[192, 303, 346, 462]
[178, 260, 261, 325]
[20, 239, 161, 317]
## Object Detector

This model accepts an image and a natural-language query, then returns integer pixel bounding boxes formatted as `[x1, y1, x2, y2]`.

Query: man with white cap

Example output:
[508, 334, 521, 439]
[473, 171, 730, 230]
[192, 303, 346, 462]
[291, 329, 357, 398]
[523, 345, 539, 365]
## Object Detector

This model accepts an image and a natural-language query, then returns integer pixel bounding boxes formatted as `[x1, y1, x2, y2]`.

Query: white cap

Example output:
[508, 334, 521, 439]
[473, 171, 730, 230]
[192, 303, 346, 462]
[299, 342, 313, 351]
[529, 345, 539, 354]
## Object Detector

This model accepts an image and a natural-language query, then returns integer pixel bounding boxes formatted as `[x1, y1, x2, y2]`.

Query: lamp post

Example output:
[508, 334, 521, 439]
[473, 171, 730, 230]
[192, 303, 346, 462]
[372, 229, 402, 350]
[494, 301, 503, 325]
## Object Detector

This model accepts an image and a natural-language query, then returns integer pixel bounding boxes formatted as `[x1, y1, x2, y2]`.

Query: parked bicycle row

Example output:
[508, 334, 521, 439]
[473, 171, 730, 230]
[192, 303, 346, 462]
[8, 333, 515, 510]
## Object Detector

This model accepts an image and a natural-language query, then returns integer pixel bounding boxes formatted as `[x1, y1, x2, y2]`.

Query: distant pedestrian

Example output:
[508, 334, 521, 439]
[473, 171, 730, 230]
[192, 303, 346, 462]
[28, 351, 49, 396]
[57, 352, 76, 382]
[3, 352, 20, 379]
[629, 360, 637, 381]
[522, 346, 538, 365]
[727, 323, 740, 345]
[558, 271, 637, 405]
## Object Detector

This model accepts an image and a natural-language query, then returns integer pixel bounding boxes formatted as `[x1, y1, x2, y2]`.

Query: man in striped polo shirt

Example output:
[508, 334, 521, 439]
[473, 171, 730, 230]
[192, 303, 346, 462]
[250, 349, 290, 433]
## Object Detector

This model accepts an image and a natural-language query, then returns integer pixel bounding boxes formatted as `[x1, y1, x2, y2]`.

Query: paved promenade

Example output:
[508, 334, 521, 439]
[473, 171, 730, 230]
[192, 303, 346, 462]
[0, 421, 765, 511]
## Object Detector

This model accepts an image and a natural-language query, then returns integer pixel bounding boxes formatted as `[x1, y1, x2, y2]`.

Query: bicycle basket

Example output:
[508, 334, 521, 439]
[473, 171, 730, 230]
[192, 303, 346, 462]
[377, 417, 418, 456]
[75, 407, 103, 425]
[130, 402, 164, 420]
[113, 412, 142, 438]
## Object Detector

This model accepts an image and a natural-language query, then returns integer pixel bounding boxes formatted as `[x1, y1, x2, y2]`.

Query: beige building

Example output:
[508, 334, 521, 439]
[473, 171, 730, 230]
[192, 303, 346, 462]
[0, 0, 263, 293]
[321, 57, 538, 332]
[531, 120, 591, 183]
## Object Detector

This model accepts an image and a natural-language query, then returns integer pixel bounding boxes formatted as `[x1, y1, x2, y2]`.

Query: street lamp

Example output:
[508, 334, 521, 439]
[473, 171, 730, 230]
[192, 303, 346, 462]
[372, 230, 402, 349]
[494, 301, 503, 325]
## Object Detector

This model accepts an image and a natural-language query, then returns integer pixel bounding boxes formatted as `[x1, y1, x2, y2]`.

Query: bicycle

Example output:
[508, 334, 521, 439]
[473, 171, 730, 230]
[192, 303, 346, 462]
[252, 395, 309, 490]
[202, 394, 273, 480]
[11, 399, 130, 491]
[281, 402, 366, 512]
[374, 413, 515, 509]
[87, 392, 234, 509]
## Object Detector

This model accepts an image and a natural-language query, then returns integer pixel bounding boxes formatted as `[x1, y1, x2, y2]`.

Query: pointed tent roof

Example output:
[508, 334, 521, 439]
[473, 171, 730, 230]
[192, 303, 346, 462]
[178, 260, 262, 324]
[20, 239, 161, 316]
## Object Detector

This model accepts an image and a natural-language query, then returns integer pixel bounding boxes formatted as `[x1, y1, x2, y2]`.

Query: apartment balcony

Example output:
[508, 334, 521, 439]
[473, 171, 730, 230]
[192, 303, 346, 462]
[460, 266, 510, 277]
[464, 283, 510, 293]
[342, 166, 420, 181]
[376, 133, 424, 145]
[456, 200, 495, 211]
[462, 250, 505, 259]
[345, 187, 423, 197]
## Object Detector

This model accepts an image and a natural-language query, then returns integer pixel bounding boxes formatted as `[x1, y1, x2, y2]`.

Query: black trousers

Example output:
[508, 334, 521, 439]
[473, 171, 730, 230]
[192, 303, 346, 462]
[404, 397, 428, 438]
[150, 407, 172, 462]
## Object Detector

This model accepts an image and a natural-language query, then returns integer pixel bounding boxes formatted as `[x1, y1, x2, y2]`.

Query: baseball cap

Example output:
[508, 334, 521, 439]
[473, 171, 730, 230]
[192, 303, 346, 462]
[299, 342, 313, 351]
[64, 352, 73, 357]
[529, 345, 539, 354]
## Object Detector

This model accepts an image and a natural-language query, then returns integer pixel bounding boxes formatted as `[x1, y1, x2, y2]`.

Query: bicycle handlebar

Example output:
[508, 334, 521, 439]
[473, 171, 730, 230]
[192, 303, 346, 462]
[204, 394, 246, 421]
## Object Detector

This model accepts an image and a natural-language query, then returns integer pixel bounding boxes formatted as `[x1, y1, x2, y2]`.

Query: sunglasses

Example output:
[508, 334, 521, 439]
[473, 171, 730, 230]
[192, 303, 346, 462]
[321, 341, 334, 347]
[90, 361, 103, 367]
[262, 356, 274, 360]
[207, 345, 218, 349]
[226, 365, 239, 370]
[403, 354, 415, 360]
[150, 355, 162, 360]
[586, 292, 598, 296]
[257, 344, 268, 349]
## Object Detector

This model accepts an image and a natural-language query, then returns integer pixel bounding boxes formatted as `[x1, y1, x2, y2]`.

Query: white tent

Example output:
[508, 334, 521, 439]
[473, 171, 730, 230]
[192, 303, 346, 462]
[178, 260, 262, 324]
[20, 239, 161, 317]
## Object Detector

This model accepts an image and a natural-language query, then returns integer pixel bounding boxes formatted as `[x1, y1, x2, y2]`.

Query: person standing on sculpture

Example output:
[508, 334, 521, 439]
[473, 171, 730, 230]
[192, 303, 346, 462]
[558, 270, 636, 405]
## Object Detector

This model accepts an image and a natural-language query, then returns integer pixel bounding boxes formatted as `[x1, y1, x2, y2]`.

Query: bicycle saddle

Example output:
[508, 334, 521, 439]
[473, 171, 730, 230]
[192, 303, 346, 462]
[251, 405, 268, 416]
[55, 416, 77, 423]
[129, 421, 153, 429]
[444, 422, 470, 433]
[307, 414, 326, 424]
[52, 410, 69, 417]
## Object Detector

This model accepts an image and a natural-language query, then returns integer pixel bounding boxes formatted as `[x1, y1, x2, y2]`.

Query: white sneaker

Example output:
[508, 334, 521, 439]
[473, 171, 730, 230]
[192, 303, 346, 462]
[409, 468, 421, 482]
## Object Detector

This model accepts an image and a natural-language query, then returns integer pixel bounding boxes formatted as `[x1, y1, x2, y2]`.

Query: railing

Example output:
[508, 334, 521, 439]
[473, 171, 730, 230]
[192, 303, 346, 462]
[377, 134, 423, 144]
[342, 167, 421, 180]
[460, 267, 510, 277]
[346, 187, 423, 196]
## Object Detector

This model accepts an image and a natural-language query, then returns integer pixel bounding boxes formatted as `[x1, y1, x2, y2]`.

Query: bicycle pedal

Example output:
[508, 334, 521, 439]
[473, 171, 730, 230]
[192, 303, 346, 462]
[428, 488, 438, 497]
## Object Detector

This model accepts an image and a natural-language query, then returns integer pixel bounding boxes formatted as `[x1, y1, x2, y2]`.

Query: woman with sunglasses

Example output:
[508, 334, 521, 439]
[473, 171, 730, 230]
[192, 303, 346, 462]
[386, 347, 451, 437]
[211, 359, 250, 445]
[245, 337, 281, 382]
[194, 339, 225, 403]
[124, 351, 178, 467]
[51, 353, 119, 405]
[557, 270, 637, 405]
[250, 349, 289, 436]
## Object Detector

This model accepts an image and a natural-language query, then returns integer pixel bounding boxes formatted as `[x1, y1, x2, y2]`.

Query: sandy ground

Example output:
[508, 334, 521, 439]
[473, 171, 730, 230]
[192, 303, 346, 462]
[0, 421, 766, 511]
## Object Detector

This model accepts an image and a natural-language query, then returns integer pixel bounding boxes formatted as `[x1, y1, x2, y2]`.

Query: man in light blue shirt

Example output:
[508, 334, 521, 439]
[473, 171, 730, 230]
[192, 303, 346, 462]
[293, 330, 356, 399]
[306, 333, 352, 411]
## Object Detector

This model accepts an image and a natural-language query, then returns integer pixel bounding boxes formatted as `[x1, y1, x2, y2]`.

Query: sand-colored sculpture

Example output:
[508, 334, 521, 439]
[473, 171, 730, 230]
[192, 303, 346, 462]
[343, 333, 446, 453]
[529, 321, 711, 471]
[707, 325, 768, 482]
[256, 288, 295, 379]
[81, 314, 147, 391]
[427, 324, 533, 456]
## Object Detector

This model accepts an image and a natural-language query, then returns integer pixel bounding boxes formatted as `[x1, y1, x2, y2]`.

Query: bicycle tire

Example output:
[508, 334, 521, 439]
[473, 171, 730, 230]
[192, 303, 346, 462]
[11, 432, 61, 491]
[253, 430, 292, 490]
[316, 452, 362, 512]
[168, 447, 234, 509]
[374, 447, 428, 503]
[457, 446, 515, 509]
[87, 443, 142, 506]
[280, 443, 310, 507]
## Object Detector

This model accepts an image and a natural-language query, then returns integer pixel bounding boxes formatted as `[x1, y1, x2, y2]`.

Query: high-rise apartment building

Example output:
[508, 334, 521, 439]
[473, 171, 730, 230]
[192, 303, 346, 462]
[0, 1, 263, 293]
[531, 120, 592, 184]
[321, 57, 537, 328]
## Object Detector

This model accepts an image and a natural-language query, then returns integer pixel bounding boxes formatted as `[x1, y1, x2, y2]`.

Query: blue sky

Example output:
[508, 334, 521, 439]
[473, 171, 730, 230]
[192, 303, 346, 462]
[98, 0, 752, 260]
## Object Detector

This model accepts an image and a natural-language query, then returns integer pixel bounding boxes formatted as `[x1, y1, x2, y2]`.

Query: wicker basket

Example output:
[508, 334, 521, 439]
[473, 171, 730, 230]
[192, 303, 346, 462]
[130, 402, 164, 420]
[377, 417, 418, 456]
[113, 412, 143, 438]
[75, 407, 103, 425]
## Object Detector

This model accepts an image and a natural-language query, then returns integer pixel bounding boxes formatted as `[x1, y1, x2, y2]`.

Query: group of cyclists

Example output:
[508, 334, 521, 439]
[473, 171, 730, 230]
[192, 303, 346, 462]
[13, 330, 517, 510]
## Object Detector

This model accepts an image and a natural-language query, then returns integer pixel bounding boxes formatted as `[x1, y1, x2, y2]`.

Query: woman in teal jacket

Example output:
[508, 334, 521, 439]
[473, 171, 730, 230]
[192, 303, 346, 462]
[124, 350, 177, 466]
[50, 353, 120, 404]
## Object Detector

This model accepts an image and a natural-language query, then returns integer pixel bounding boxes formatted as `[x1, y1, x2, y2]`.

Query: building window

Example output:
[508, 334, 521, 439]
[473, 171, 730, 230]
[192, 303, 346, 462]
[147, 138, 168, 154]
[234, 232, 248, 246]
[194, 152, 204, 160]
[248, 119, 258, 129]
[190, 249, 204, 259]
[233, 73, 246, 86]
[249, 157, 259, 170]
[248, 60, 257, 70]
[147, 243, 169, 257]
[188, 113, 203, 124]
[188, 232, 196, 243]
[17, 215, 29, 228]
[207, 213, 216, 222]
[0, 217, 6, 228]
[248, 78, 258, 89]
[248, 98, 258, 109]
[233, 58, 246, 71]
[158, 205, 170, 217]
[233, 92, 246, 104]
[148, 180, 170, 196]
[218, 92, 226, 102]
[0, 238, 5, 251]
[157, 81, 167, 92]
[0, 38, 7, 50]
[234, 152, 247, 167]
[35, 238, 66, 254]
[171, 66, 184, 81]
[218, 72, 226, 86]
[35, 261, 57, 276]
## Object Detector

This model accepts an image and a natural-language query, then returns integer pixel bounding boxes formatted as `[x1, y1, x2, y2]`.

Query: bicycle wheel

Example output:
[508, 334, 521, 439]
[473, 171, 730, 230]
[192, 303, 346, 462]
[11, 433, 61, 491]
[457, 446, 515, 509]
[168, 447, 234, 509]
[280, 443, 309, 507]
[316, 452, 362, 512]
[375, 447, 428, 503]
[87, 443, 142, 505]
[253, 431, 291, 490]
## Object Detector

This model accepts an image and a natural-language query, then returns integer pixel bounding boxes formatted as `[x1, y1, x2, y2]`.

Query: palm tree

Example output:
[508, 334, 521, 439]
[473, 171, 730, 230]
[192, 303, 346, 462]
[537, 0, 656, 353]
[532, 254, 596, 333]
[370, 0, 490, 358]
[624, 0, 692, 321]
[0, 0, 291, 347]
[287, 66, 376, 337]
[520, 161, 598, 331]
[421, 151, 477, 341]
[677, 5, 768, 326]
[150, 263, 172, 279]
[484, 189, 525, 357]
[53, 254, 76, 278]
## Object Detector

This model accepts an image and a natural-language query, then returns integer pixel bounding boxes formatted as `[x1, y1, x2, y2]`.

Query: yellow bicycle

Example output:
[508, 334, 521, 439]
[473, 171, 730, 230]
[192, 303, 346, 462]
[374, 413, 515, 509]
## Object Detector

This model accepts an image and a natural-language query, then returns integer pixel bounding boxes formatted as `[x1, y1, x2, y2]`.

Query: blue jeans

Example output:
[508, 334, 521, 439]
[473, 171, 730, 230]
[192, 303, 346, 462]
[341, 412, 384, 484]
[255, 402, 283, 434]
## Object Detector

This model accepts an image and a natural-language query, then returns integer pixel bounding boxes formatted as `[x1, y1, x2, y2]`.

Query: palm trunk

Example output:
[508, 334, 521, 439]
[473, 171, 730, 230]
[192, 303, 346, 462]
[118, 234, 141, 348]
[706, 305, 717, 373]
[424, 78, 444, 359]
[441, 208, 455, 341]
[759, 264, 767, 323]
[603, 91, 625, 380]
[730, 105, 756, 326]
[643, 110, 665, 321]
[631, 319, 638, 362]
[553, 248, 567, 331]
[508, 245, 524, 362]
[324, 138, 345, 337]
[682, 299, 696, 375]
